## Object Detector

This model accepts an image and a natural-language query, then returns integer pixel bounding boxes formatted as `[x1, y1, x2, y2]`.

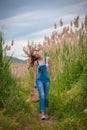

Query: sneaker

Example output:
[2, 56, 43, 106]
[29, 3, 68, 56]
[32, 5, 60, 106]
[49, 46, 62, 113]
[45, 114, 49, 120]
[40, 115, 46, 120]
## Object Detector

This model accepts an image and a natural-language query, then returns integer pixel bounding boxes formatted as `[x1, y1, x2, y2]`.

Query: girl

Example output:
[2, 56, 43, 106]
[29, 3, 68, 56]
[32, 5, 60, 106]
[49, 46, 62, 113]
[26, 46, 56, 120]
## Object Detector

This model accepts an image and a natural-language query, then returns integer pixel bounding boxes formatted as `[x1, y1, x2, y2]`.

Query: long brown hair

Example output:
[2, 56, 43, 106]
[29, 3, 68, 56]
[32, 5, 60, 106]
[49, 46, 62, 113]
[29, 53, 38, 68]
[23, 43, 42, 69]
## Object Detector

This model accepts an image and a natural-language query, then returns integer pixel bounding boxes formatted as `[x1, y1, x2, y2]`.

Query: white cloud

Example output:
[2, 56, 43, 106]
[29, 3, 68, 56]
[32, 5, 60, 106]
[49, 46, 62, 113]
[5, 40, 28, 60]
[1, 0, 87, 59]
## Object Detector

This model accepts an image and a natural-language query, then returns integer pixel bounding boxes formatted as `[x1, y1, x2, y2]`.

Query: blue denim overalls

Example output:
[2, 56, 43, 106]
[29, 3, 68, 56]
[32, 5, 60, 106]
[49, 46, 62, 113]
[36, 57, 50, 112]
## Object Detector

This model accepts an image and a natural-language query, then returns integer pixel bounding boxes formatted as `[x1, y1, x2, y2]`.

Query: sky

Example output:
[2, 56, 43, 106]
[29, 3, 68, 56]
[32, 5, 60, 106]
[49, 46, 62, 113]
[0, 0, 87, 60]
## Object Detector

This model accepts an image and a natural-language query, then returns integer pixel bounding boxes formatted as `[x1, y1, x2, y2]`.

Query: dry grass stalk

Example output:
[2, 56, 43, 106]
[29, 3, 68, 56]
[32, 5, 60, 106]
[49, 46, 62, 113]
[74, 16, 79, 28]
[60, 19, 63, 26]
[23, 15, 87, 73]
[85, 14, 87, 32]
[70, 21, 73, 27]
[54, 23, 57, 29]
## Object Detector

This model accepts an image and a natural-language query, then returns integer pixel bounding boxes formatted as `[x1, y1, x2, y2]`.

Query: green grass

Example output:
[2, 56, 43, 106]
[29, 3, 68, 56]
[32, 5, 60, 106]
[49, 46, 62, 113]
[0, 32, 87, 130]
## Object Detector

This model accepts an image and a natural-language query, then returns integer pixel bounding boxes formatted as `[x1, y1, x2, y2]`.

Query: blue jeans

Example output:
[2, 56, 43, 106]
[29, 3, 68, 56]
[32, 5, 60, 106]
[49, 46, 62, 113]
[36, 81, 50, 112]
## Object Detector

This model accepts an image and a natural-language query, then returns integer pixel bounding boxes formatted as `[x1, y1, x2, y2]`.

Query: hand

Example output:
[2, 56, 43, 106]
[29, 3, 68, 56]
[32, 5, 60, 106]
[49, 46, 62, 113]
[34, 83, 36, 88]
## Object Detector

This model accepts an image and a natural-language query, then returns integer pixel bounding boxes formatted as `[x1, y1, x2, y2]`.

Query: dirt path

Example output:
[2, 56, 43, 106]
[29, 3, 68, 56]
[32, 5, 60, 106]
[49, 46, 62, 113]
[17, 114, 58, 130]
[11, 63, 58, 130]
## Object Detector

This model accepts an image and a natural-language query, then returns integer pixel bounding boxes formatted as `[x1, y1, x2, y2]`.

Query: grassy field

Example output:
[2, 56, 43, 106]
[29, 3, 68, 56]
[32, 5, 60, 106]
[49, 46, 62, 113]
[3, 40, 87, 130]
[0, 16, 87, 130]
[10, 63, 28, 79]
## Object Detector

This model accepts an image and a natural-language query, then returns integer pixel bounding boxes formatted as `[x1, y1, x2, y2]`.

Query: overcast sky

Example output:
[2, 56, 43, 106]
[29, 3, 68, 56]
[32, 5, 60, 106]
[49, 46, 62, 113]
[0, 0, 87, 59]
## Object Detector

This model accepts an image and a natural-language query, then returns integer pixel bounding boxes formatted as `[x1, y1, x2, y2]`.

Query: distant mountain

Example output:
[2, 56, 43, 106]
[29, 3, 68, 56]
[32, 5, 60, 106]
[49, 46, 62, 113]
[5, 56, 27, 63]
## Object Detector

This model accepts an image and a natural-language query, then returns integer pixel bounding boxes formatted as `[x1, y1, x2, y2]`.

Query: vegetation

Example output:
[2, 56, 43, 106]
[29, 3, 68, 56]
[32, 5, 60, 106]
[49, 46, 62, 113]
[0, 33, 32, 130]
[0, 15, 87, 130]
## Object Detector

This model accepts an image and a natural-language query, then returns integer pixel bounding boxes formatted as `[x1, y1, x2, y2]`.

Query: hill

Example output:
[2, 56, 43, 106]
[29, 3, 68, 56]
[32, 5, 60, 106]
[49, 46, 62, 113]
[5, 56, 27, 64]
